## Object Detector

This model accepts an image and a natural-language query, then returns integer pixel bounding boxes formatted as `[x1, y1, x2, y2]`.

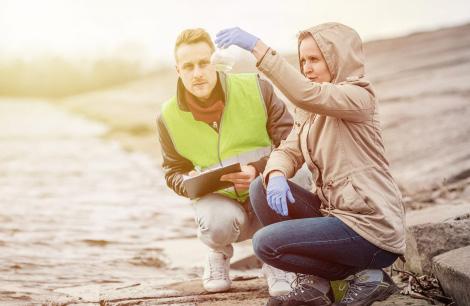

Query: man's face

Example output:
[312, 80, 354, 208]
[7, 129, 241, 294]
[299, 35, 332, 83]
[175, 42, 217, 101]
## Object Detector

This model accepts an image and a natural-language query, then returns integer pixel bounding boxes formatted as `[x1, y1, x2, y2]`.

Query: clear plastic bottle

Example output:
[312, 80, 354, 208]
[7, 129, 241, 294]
[210, 48, 235, 72]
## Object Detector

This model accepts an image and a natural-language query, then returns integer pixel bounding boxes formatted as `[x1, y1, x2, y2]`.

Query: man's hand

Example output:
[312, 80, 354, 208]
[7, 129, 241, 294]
[215, 27, 259, 51]
[266, 174, 295, 216]
[220, 165, 257, 193]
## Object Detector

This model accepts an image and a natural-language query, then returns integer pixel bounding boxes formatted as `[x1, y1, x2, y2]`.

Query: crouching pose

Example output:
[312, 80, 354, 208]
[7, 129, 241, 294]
[158, 28, 303, 296]
[216, 23, 405, 306]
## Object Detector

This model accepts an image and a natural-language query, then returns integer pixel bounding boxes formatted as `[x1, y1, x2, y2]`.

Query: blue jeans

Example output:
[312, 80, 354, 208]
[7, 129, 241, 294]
[249, 176, 398, 281]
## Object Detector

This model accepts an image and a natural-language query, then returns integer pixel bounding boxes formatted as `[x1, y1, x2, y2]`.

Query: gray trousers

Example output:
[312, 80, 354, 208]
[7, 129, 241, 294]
[191, 164, 313, 259]
[192, 193, 260, 259]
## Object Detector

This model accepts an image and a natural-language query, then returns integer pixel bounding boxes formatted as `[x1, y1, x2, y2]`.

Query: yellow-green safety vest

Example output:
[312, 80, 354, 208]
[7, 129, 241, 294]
[161, 73, 272, 202]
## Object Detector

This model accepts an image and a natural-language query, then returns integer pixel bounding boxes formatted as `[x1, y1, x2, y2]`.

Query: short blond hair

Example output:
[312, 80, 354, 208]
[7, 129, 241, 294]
[174, 28, 215, 61]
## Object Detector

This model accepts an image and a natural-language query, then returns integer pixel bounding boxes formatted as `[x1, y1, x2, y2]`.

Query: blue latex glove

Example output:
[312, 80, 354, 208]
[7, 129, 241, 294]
[266, 176, 295, 216]
[215, 27, 259, 51]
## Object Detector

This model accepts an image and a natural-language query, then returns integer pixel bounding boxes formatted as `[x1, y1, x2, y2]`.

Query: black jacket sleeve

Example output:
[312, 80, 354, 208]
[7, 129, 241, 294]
[157, 76, 293, 195]
[157, 115, 193, 197]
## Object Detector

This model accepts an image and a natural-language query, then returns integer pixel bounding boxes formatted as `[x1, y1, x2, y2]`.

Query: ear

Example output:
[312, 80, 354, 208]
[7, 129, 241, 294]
[175, 64, 180, 77]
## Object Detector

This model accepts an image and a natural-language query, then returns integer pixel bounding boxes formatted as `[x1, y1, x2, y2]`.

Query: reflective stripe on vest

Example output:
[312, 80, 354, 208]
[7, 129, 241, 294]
[161, 73, 272, 201]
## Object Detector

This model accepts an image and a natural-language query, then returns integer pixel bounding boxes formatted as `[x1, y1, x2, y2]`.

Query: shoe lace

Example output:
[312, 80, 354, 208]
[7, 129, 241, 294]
[276, 273, 311, 299]
[341, 276, 375, 303]
[274, 273, 330, 302]
[208, 254, 228, 280]
[292, 273, 323, 288]
[290, 273, 307, 289]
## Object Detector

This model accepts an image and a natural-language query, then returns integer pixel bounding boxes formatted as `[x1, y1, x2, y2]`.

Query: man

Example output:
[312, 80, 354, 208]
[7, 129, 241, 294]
[157, 28, 297, 295]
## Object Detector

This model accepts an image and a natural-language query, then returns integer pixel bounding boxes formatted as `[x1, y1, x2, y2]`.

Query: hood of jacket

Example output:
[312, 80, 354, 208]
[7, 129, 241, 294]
[298, 22, 365, 84]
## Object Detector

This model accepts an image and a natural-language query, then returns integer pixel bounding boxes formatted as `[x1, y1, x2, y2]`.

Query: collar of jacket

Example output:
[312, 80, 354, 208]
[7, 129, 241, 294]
[176, 72, 227, 111]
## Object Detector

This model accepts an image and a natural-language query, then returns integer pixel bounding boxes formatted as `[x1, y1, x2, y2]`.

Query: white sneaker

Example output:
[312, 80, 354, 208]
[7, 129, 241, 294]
[262, 263, 296, 296]
[203, 250, 231, 292]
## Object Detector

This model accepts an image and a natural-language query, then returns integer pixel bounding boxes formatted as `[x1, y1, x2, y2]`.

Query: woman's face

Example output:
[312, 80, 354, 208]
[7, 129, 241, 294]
[299, 35, 332, 83]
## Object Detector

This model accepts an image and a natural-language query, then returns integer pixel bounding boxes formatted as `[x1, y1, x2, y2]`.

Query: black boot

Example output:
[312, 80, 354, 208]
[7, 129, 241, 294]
[266, 274, 334, 306]
[333, 269, 398, 306]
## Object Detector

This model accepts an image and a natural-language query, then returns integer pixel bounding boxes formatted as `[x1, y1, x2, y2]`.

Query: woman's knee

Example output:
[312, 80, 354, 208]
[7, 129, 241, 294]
[249, 176, 268, 215]
[249, 176, 265, 201]
[252, 226, 276, 260]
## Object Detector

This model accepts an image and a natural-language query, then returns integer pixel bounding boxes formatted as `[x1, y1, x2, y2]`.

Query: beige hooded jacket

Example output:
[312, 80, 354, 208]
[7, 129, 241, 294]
[259, 23, 406, 255]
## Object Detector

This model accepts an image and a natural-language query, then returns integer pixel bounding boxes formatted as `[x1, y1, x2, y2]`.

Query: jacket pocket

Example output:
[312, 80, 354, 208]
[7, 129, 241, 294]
[336, 180, 375, 215]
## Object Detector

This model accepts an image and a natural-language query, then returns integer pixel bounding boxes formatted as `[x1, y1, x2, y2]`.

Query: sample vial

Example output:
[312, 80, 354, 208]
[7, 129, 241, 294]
[210, 48, 235, 72]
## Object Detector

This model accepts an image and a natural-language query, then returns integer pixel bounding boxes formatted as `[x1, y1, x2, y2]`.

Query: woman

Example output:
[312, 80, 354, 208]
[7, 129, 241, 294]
[215, 23, 405, 306]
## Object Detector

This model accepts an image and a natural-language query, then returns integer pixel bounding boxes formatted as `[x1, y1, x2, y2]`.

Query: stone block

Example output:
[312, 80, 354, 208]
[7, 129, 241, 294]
[433, 246, 470, 306]
[406, 203, 470, 226]
[405, 204, 470, 274]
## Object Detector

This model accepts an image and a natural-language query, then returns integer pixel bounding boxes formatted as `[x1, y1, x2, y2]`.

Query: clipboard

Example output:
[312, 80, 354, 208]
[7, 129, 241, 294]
[184, 163, 241, 199]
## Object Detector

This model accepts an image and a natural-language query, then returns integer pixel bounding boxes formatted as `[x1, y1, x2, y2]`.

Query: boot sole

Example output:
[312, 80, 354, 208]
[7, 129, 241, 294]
[365, 284, 399, 306]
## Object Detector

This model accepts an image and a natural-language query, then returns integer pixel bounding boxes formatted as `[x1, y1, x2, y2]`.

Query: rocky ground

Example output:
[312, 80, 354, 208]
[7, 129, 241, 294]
[1, 23, 470, 305]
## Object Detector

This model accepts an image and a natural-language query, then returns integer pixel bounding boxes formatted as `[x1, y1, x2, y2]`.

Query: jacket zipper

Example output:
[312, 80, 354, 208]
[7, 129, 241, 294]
[217, 91, 227, 166]
[306, 115, 332, 214]
[214, 73, 228, 166]
[212, 120, 223, 165]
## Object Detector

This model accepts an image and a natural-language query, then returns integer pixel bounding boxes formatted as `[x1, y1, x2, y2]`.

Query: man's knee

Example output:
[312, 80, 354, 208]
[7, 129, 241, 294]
[194, 198, 246, 247]
[198, 215, 243, 247]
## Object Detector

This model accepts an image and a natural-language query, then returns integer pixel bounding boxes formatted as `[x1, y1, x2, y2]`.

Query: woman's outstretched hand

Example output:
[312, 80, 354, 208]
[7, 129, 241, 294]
[215, 27, 259, 51]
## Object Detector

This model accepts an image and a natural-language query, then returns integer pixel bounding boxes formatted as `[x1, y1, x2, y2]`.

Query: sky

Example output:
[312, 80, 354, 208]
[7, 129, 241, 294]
[1, 0, 470, 66]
